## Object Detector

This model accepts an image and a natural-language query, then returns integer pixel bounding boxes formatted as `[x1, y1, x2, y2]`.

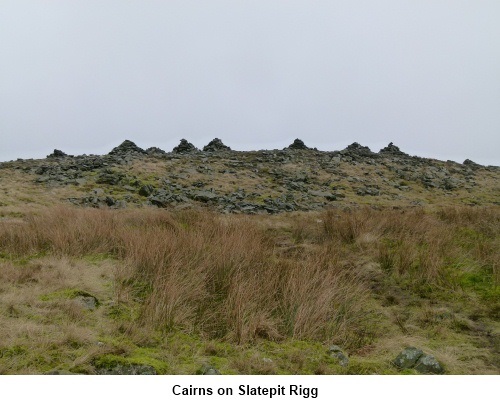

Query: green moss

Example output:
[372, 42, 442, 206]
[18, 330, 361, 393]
[0, 345, 27, 358]
[83, 253, 115, 264]
[458, 270, 500, 301]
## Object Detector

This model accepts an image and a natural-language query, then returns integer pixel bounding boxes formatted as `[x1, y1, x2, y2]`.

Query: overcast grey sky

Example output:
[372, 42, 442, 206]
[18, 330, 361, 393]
[1, 1, 499, 165]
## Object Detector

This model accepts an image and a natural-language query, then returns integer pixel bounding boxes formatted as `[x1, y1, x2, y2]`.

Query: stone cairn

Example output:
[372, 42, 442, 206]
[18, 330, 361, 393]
[173, 139, 198, 154]
[203, 138, 231, 152]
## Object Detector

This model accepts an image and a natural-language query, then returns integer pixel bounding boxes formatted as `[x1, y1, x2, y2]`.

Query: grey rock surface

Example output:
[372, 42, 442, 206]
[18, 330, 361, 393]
[328, 345, 349, 367]
[414, 354, 445, 374]
[393, 347, 424, 369]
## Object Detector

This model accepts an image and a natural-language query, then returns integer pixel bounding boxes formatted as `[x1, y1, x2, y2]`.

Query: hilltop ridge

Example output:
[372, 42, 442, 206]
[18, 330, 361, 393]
[1, 139, 498, 213]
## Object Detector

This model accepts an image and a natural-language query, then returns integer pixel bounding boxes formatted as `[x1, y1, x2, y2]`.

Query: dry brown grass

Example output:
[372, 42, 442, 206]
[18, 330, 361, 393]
[1, 205, 499, 374]
[0, 206, 374, 346]
[321, 206, 499, 289]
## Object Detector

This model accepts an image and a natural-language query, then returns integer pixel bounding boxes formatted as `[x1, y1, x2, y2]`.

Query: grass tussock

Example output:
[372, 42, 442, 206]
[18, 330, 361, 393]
[321, 206, 499, 291]
[0, 207, 373, 346]
[1, 205, 499, 374]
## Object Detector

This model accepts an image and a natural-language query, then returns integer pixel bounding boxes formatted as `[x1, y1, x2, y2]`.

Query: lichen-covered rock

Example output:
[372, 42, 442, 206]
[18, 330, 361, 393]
[415, 354, 444, 374]
[191, 190, 218, 203]
[139, 184, 155, 197]
[328, 345, 349, 367]
[393, 347, 423, 369]
[74, 295, 98, 310]
[198, 364, 221, 375]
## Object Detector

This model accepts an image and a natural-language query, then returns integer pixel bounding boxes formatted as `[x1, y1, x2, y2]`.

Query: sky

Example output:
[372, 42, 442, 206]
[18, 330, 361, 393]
[1, 1, 499, 165]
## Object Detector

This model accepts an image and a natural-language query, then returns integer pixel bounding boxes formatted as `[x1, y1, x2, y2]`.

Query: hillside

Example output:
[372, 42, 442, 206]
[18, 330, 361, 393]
[0, 139, 498, 375]
[1, 139, 498, 213]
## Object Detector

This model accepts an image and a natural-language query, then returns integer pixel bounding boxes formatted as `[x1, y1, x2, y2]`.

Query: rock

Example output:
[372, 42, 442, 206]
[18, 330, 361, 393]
[328, 345, 349, 367]
[357, 187, 380, 196]
[96, 169, 124, 185]
[203, 138, 230, 152]
[139, 184, 155, 197]
[104, 196, 115, 207]
[173, 139, 198, 154]
[145, 147, 166, 155]
[287, 138, 310, 150]
[74, 294, 99, 310]
[192, 190, 218, 203]
[108, 140, 145, 156]
[414, 354, 444, 374]
[149, 195, 172, 207]
[463, 159, 482, 169]
[198, 364, 221, 375]
[96, 364, 157, 375]
[309, 190, 337, 201]
[392, 347, 423, 369]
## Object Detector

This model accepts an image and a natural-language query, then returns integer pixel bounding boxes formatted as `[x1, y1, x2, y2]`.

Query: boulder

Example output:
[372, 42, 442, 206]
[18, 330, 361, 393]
[392, 347, 423, 369]
[192, 190, 218, 203]
[198, 364, 221, 375]
[392, 347, 444, 374]
[357, 187, 380, 196]
[414, 354, 445, 374]
[139, 184, 155, 197]
[74, 295, 99, 310]
[328, 345, 349, 367]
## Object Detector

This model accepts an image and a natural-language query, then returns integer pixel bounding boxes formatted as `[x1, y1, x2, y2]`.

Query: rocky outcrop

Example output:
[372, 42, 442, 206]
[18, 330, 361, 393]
[203, 138, 230, 152]
[463, 159, 482, 170]
[3, 139, 497, 214]
[173, 139, 198, 154]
